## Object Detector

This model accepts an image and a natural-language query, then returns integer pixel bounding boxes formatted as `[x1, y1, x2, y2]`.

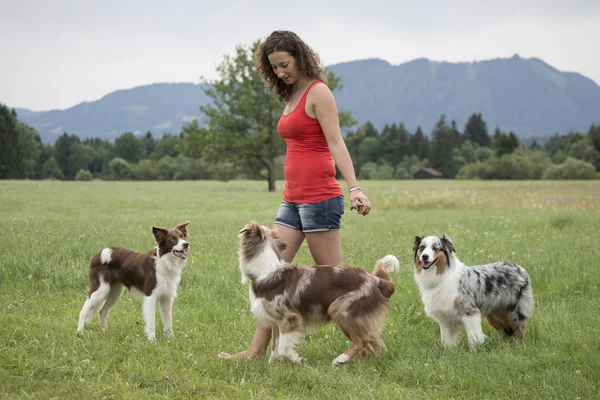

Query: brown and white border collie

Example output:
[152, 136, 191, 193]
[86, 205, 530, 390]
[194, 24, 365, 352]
[413, 235, 534, 349]
[77, 222, 190, 340]
[237, 221, 399, 365]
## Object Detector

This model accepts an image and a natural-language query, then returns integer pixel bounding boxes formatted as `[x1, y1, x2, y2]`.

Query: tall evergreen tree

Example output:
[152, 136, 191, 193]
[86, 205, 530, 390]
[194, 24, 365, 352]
[55, 133, 83, 179]
[589, 124, 600, 153]
[464, 113, 491, 147]
[429, 115, 459, 178]
[411, 126, 429, 160]
[0, 104, 20, 178]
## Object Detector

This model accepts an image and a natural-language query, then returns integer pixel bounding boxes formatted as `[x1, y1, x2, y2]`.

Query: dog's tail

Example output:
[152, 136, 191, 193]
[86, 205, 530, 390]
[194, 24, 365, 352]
[373, 255, 399, 298]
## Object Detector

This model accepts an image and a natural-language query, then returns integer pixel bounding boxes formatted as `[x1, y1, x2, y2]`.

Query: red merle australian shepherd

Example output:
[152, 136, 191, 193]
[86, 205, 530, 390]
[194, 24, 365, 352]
[237, 221, 399, 365]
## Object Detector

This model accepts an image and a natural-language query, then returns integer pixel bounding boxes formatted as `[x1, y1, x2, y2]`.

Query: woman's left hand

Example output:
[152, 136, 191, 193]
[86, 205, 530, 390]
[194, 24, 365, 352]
[350, 190, 371, 216]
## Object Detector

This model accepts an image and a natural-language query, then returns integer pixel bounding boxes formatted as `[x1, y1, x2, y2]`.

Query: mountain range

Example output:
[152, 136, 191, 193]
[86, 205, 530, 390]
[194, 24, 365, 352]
[10, 54, 600, 144]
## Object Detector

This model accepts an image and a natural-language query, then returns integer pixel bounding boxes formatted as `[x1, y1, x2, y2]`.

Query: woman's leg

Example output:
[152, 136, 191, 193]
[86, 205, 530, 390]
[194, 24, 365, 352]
[301, 195, 344, 266]
[305, 230, 342, 266]
[218, 224, 304, 360]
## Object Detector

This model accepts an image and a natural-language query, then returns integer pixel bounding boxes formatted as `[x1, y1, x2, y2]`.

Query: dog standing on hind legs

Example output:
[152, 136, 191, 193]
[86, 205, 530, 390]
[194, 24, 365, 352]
[413, 235, 534, 349]
[77, 222, 190, 340]
[237, 221, 399, 365]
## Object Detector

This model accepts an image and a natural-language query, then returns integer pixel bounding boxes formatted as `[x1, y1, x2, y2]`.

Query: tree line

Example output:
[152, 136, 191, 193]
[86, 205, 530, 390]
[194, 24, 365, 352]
[2, 40, 599, 187]
[2, 101, 598, 185]
[344, 114, 600, 181]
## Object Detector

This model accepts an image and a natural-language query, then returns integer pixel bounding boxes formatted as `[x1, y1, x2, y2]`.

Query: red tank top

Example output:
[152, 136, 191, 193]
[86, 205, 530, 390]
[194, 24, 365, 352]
[277, 80, 342, 203]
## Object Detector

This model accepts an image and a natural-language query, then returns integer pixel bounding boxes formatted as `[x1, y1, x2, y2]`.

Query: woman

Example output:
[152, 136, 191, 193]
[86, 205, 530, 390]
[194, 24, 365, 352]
[218, 30, 371, 360]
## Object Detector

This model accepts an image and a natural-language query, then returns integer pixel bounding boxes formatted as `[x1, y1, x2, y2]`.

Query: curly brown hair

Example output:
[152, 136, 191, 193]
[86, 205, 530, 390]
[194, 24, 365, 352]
[255, 30, 327, 102]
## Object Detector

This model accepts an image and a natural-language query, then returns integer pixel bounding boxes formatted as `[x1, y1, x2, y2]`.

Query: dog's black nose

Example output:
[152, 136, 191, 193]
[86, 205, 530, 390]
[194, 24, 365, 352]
[183, 242, 189, 249]
[422, 254, 429, 261]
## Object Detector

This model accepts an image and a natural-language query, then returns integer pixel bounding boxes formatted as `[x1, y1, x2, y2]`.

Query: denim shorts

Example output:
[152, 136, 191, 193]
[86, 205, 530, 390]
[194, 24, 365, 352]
[274, 195, 345, 233]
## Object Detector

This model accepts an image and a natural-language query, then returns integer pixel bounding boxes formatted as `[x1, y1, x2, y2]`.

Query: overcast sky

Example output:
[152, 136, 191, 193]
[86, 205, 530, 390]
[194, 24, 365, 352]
[2, 0, 599, 111]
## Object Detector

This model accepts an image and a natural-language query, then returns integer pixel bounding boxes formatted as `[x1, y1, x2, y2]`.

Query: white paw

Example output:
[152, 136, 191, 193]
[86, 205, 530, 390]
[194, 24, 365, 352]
[290, 356, 306, 366]
[473, 333, 487, 344]
[442, 339, 458, 347]
[468, 334, 487, 349]
[164, 330, 174, 340]
[332, 354, 351, 365]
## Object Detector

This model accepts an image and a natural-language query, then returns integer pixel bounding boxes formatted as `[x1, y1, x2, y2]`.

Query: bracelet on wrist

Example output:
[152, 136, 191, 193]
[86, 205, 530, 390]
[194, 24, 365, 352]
[349, 185, 362, 193]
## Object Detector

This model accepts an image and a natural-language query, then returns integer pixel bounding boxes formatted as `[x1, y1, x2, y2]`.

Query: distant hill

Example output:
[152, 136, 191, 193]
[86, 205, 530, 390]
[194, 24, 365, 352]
[330, 55, 600, 138]
[10, 55, 600, 143]
[14, 83, 212, 143]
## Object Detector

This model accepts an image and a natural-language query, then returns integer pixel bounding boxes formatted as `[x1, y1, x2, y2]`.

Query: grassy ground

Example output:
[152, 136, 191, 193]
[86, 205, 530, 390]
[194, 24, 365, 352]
[0, 180, 598, 399]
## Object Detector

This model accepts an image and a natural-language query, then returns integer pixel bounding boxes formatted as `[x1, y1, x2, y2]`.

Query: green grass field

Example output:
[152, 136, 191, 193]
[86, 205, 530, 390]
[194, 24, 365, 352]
[1, 180, 599, 399]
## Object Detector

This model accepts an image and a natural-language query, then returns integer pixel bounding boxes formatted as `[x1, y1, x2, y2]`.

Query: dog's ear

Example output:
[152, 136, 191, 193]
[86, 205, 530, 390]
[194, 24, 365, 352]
[152, 227, 169, 243]
[175, 221, 190, 238]
[238, 221, 264, 238]
[272, 229, 288, 254]
[413, 236, 423, 252]
[442, 235, 455, 253]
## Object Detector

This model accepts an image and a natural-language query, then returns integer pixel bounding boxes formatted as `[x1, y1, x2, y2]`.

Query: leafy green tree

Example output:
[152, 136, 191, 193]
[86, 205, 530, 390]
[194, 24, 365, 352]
[345, 122, 382, 171]
[358, 162, 378, 180]
[180, 120, 206, 159]
[133, 159, 157, 180]
[68, 143, 96, 176]
[453, 147, 468, 174]
[154, 156, 178, 180]
[36, 143, 55, 179]
[192, 40, 353, 191]
[394, 155, 426, 179]
[14, 122, 42, 179]
[351, 123, 383, 167]
[108, 157, 133, 180]
[459, 141, 478, 164]
[172, 155, 214, 180]
[476, 146, 494, 162]
[114, 132, 145, 164]
[563, 135, 600, 170]
[83, 137, 113, 175]
[41, 157, 63, 180]
[152, 134, 182, 160]
[371, 163, 394, 180]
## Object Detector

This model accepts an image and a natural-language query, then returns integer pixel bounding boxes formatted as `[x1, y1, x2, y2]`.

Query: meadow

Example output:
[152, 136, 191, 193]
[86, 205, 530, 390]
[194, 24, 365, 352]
[0, 180, 599, 399]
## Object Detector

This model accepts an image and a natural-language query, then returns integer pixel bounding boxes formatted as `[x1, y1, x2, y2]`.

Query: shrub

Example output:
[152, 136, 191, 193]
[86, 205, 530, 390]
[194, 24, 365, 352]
[542, 157, 596, 180]
[75, 169, 93, 181]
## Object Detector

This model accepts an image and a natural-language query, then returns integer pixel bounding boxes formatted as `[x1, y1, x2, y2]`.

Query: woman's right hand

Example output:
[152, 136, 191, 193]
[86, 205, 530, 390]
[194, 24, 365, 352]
[350, 189, 371, 216]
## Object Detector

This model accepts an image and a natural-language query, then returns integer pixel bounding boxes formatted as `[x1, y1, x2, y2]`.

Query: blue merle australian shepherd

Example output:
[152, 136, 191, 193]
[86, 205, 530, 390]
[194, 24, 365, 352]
[413, 235, 534, 348]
